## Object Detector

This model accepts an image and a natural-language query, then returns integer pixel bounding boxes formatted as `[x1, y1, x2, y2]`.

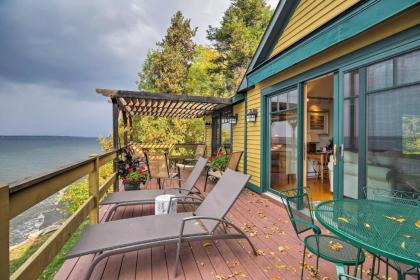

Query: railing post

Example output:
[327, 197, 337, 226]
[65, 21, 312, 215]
[88, 155, 99, 224]
[0, 184, 10, 279]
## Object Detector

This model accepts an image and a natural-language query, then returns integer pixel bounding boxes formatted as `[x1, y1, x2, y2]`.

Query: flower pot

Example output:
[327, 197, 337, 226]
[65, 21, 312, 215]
[123, 182, 140, 191]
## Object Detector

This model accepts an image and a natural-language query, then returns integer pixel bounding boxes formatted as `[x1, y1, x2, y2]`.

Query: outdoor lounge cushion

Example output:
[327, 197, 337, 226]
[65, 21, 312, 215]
[68, 212, 206, 258]
[101, 188, 189, 205]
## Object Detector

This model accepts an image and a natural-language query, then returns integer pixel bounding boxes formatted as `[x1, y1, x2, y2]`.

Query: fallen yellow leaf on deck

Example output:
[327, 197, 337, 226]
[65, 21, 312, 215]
[338, 217, 349, 223]
[402, 234, 413, 239]
[202, 242, 212, 247]
[401, 241, 406, 249]
[275, 263, 286, 269]
[256, 249, 265, 256]
[271, 277, 281, 280]
[277, 245, 285, 252]
[416, 253, 420, 257]
[364, 223, 371, 229]
[415, 220, 420, 228]
[227, 260, 238, 268]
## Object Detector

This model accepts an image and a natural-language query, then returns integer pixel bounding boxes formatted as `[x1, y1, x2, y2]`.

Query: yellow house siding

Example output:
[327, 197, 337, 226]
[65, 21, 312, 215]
[205, 115, 212, 157]
[232, 102, 245, 172]
[270, 0, 360, 57]
[246, 89, 261, 187]
[265, 6, 419, 89]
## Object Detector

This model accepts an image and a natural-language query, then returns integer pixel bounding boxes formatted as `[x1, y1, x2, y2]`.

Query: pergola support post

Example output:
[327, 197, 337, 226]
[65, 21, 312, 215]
[122, 112, 128, 146]
[112, 98, 119, 192]
[128, 115, 133, 143]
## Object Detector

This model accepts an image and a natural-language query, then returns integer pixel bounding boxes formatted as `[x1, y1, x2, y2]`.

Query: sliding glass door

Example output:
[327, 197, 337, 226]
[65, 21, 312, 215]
[340, 48, 420, 198]
[269, 88, 298, 192]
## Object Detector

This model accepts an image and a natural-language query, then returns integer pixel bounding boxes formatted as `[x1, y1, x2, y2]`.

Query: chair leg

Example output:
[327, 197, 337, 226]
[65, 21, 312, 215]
[174, 238, 182, 276]
[158, 178, 162, 189]
[301, 245, 306, 280]
[204, 169, 209, 192]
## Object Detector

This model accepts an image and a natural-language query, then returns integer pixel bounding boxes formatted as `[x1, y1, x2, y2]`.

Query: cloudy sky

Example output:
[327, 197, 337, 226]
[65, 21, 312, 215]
[0, 0, 278, 137]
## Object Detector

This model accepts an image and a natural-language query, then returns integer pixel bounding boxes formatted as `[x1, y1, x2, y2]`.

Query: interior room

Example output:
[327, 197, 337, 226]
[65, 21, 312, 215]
[304, 73, 334, 202]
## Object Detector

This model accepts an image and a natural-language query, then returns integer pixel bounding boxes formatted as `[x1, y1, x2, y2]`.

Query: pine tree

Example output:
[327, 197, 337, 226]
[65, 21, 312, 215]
[138, 11, 197, 94]
[207, 0, 272, 94]
[135, 11, 203, 145]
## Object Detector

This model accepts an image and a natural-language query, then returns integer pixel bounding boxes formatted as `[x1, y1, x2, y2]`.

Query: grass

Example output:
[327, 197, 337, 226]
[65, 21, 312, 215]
[10, 222, 86, 279]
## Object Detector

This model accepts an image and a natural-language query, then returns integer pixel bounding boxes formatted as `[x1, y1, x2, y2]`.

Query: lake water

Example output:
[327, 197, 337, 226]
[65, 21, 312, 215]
[0, 136, 102, 245]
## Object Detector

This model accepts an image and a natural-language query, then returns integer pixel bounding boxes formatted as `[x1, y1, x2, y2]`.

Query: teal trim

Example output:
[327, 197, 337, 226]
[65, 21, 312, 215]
[297, 83, 304, 193]
[231, 93, 245, 104]
[246, 182, 262, 193]
[260, 93, 268, 192]
[333, 72, 342, 199]
[358, 67, 367, 199]
[261, 26, 420, 96]
[248, 0, 418, 87]
[238, 0, 299, 92]
[244, 94, 248, 174]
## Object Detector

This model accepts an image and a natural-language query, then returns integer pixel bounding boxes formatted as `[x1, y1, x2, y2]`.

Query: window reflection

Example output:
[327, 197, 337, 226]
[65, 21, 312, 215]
[270, 89, 298, 192]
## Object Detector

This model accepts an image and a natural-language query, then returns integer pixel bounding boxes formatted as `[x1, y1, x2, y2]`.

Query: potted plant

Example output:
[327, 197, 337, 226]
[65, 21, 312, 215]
[122, 166, 148, 191]
[208, 150, 229, 172]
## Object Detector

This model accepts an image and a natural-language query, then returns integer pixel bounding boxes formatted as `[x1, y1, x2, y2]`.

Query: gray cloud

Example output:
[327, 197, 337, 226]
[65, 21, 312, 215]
[0, 0, 278, 136]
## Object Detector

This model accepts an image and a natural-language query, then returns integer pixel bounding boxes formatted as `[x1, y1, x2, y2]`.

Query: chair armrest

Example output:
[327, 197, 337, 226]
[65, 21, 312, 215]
[291, 217, 321, 235]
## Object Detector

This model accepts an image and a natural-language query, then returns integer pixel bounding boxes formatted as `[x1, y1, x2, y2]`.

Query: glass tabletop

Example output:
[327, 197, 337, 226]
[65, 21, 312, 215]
[315, 199, 420, 267]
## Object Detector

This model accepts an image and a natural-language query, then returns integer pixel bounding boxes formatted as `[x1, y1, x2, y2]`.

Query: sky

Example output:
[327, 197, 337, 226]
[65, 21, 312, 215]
[0, 0, 278, 137]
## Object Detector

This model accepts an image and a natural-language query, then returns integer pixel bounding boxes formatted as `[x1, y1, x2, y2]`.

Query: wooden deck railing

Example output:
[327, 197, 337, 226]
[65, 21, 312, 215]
[0, 148, 123, 280]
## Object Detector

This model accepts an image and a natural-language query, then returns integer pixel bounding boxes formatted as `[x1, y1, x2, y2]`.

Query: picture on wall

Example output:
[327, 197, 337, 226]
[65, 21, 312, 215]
[402, 115, 420, 155]
[309, 111, 329, 134]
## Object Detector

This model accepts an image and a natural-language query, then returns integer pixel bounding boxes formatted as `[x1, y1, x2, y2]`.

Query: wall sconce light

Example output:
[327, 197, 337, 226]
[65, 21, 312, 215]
[228, 114, 238, 124]
[246, 109, 258, 123]
[205, 121, 211, 128]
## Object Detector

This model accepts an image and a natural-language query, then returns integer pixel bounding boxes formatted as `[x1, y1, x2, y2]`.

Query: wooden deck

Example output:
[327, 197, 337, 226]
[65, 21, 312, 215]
[55, 172, 404, 280]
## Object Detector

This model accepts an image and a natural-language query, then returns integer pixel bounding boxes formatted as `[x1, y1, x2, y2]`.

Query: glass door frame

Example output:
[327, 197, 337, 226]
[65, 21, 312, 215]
[263, 73, 341, 199]
[266, 86, 301, 195]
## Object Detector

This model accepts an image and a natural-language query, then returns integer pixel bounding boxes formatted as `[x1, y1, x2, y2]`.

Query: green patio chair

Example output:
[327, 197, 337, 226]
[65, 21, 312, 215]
[337, 263, 361, 280]
[365, 187, 420, 280]
[279, 189, 365, 280]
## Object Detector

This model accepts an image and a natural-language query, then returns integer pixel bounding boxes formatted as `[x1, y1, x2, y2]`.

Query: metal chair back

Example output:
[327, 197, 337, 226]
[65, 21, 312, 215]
[227, 151, 243, 171]
[183, 157, 207, 191]
[144, 152, 170, 179]
[279, 189, 316, 236]
[195, 169, 250, 233]
[365, 187, 420, 207]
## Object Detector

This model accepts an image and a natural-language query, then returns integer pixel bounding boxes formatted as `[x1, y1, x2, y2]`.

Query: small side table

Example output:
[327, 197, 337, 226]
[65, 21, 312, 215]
[155, 194, 177, 215]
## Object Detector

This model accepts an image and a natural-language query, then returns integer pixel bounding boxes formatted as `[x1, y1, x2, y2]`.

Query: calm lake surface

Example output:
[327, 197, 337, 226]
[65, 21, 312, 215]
[0, 136, 102, 245]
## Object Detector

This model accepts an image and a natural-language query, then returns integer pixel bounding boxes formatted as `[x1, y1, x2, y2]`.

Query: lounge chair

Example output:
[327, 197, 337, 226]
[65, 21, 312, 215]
[101, 157, 208, 221]
[205, 151, 243, 191]
[67, 169, 256, 280]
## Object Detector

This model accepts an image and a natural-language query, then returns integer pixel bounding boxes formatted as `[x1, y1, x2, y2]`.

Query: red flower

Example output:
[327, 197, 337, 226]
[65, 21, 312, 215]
[128, 167, 134, 172]
[139, 166, 146, 172]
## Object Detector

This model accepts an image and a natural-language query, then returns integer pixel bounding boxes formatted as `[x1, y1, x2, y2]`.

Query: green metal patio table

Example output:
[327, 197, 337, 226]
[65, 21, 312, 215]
[315, 199, 420, 278]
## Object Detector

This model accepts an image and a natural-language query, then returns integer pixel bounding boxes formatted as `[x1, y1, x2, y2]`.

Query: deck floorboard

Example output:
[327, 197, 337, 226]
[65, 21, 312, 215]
[55, 171, 405, 280]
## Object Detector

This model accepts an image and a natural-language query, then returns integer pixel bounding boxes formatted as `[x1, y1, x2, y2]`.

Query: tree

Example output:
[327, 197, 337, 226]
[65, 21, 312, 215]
[138, 11, 197, 93]
[186, 45, 228, 97]
[134, 11, 205, 145]
[207, 0, 272, 94]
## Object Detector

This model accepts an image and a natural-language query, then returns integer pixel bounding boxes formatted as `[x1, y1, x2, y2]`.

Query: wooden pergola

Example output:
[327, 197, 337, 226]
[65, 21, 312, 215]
[97, 88, 230, 147]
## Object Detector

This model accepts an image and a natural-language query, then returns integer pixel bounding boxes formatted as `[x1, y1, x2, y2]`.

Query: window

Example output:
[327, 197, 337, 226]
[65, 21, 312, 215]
[365, 49, 420, 194]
